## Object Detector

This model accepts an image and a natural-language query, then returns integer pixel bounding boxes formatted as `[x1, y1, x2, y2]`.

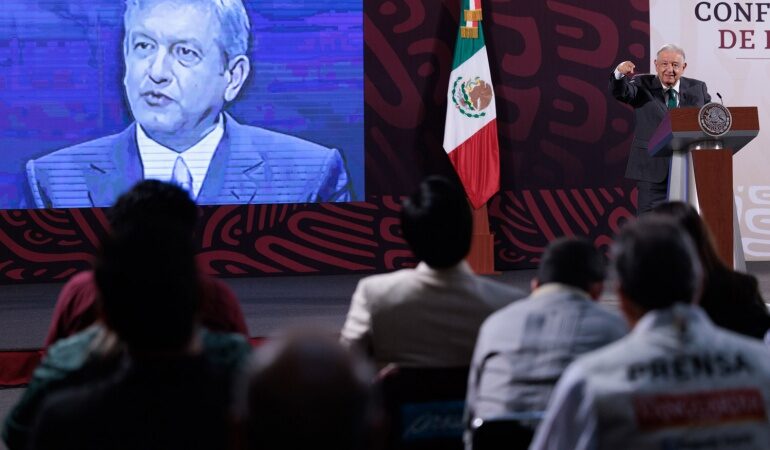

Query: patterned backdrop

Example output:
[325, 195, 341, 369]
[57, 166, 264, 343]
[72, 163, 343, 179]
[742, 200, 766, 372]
[0, 0, 648, 283]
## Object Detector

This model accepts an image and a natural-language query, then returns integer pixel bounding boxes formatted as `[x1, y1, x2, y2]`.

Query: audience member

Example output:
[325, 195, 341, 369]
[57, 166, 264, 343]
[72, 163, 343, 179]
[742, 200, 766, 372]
[234, 330, 382, 450]
[530, 217, 770, 450]
[2, 181, 250, 450]
[652, 201, 770, 339]
[464, 238, 626, 440]
[340, 176, 525, 367]
[29, 223, 244, 450]
[44, 179, 248, 346]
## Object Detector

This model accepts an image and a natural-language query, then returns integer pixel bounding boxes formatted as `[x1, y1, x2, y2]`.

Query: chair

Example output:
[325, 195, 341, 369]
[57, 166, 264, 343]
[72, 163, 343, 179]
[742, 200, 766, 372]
[377, 365, 470, 450]
[470, 413, 542, 450]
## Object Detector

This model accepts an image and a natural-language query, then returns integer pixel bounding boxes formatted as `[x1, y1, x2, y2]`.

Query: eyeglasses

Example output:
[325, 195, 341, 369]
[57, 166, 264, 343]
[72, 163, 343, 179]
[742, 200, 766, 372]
[656, 61, 682, 71]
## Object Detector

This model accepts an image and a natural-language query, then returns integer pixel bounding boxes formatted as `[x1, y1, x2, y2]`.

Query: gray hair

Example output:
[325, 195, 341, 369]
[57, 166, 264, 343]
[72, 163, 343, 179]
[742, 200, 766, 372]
[124, 0, 250, 61]
[656, 43, 686, 62]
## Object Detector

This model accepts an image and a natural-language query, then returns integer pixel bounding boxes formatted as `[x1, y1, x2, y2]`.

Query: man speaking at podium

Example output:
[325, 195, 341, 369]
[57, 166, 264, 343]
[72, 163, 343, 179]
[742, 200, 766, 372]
[610, 44, 711, 215]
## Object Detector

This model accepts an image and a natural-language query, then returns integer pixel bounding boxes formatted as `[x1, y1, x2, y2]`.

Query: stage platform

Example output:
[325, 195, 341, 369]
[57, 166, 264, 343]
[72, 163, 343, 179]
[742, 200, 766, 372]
[0, 268, 541, 351]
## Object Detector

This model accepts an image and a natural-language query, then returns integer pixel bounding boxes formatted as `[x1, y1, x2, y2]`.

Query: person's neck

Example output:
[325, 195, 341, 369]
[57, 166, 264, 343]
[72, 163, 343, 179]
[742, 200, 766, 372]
[660, 77, 677, 89]
[144, 116, 220, 153]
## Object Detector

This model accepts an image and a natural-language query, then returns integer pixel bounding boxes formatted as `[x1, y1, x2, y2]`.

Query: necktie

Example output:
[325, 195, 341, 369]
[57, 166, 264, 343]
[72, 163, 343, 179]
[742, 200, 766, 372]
[172, 155, 193, 196]
[667, 88, 677, 109]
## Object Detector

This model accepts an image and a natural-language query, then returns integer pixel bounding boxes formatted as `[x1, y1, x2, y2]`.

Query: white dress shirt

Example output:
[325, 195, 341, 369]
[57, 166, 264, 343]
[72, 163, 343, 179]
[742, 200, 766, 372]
[464, 283, 626, 427]
[136, 116, 225, 199]
[530, 304, 770, 450]
[663, 79, 681, 107]
[340, 261, 526, 368]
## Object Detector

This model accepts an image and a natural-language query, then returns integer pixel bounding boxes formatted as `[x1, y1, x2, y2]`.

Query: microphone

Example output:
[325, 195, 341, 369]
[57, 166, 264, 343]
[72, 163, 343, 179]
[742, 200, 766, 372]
[716, 92, 724, 105]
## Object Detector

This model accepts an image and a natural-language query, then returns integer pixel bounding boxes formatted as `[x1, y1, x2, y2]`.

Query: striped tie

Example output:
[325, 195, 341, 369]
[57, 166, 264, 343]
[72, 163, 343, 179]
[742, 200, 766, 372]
[172, 155, 193, 197]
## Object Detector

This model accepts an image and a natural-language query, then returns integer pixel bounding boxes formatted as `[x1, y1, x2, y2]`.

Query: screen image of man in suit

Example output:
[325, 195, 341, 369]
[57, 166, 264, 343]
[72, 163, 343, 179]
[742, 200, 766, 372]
[25, 0, 353, 209]
[610, 44, 711, 215]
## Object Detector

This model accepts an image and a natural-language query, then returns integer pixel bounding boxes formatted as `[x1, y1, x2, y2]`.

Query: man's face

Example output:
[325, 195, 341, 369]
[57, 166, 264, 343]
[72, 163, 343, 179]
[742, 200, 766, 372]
[124, 1, 230, 136]
[654, 50, 687, 88]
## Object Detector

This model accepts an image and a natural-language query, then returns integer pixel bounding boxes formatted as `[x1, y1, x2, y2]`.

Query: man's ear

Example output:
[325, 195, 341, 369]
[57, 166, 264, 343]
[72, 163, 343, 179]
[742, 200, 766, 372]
[530, 278, 540, 291]
[224, 55, 250, 102]
[618, 286, 645, 328]
[587, 281, 604, 301]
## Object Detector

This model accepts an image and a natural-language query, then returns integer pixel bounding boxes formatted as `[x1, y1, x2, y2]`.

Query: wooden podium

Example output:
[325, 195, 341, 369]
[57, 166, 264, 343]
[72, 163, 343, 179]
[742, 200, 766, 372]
[649, 106, 759, 268]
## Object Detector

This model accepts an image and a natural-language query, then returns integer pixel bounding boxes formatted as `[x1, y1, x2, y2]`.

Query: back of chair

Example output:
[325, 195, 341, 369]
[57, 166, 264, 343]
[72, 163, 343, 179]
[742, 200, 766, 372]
[378, 365, 470, 450]
[471, 415, 539, 450]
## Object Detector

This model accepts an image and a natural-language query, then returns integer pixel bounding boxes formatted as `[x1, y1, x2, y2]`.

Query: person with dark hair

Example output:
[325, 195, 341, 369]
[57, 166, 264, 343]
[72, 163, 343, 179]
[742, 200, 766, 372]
[29, 225, 241, 450]
[234, 331, 382, 450]
[2, 180, 250, 450]
[340, 175, 525, 367]
[652, 201, 770, 339]
[531, 218, 770, 450]
[44, 179, 247, 346]
[464, 237, 627, 442]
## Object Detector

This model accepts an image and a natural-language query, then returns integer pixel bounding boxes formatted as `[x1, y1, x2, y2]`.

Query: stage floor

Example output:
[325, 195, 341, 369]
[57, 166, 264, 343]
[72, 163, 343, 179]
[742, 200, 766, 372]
[3, 263, 770, 350]
[0, 269, 541, 350]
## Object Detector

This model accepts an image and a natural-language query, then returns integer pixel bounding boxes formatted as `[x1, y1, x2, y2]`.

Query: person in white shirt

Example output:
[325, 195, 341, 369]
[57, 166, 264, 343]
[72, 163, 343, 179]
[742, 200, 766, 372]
[464, 237, 626, 445]
[340, 175, 526, 368]
[530, 217, 770, 450]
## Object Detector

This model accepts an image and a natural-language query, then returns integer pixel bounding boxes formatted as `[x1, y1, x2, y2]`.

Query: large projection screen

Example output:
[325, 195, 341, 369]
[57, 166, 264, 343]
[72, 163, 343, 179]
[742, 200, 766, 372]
[0, 0, 363, 209]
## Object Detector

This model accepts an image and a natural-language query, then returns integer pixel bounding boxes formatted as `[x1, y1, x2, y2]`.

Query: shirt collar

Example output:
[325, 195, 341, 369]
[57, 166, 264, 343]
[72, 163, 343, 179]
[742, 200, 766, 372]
[415, 260, 473, 276]
[136, 115, 225, 199]
[662, 79, 681, 93]
[530, 282, 592, 300]
[632, 303, 712, 336]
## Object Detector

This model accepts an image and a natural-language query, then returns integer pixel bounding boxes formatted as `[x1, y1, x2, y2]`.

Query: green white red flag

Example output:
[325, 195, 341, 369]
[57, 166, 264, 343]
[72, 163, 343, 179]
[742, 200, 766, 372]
[442, 0, 500, 210]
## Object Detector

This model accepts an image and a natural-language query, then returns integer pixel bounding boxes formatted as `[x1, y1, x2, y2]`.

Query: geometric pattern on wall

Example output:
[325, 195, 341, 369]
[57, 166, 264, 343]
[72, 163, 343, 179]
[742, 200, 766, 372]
[0, 188, 635, 283]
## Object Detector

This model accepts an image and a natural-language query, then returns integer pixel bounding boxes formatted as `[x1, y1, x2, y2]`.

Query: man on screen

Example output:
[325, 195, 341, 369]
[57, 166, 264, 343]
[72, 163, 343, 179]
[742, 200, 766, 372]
[610, 44, 711, 214]
[26, 0, 352, 208]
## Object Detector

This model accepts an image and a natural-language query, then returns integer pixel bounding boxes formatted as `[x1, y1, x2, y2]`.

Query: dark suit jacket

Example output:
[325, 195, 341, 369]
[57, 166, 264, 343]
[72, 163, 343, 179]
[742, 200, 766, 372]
[26, 114, 352, 208]
[610, 74, 711, 182]
[30, 354, 233, 450]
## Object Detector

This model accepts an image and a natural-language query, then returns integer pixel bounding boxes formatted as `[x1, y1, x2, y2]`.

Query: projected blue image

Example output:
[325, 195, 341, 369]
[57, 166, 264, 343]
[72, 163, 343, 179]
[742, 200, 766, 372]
[0, 0, 363, 209]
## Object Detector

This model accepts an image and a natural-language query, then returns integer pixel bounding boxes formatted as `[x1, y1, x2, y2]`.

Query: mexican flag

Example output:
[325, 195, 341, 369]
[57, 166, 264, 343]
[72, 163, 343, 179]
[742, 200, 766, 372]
[442, 0, 500, 210]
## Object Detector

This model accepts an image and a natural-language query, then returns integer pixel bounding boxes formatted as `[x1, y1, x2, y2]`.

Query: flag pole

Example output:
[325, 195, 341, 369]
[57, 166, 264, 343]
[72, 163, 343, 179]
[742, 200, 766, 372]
[467, 203, 497, 274]
[442, 0, 499, 274]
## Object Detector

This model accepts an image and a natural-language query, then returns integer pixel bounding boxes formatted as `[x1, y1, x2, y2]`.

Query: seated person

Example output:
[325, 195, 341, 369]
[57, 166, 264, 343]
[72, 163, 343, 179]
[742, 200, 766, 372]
[530, 217, 770, 450]
[44, 179, 248, 346]
[3, 182, 250, 450]
[652, 201, 770, 339]
[234, 330, 382, 450]
[464, 238, 627, 437]
[29, 223, 247, 450]
[340, 175, 525, 367]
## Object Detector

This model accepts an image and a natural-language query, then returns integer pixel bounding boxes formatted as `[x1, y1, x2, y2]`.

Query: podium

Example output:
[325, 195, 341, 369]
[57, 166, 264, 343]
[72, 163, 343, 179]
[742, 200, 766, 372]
[649, 106, 759, 269]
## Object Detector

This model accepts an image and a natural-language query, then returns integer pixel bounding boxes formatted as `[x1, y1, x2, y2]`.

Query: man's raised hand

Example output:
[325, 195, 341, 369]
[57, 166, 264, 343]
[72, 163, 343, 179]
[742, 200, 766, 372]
[616, 61, 636, 76]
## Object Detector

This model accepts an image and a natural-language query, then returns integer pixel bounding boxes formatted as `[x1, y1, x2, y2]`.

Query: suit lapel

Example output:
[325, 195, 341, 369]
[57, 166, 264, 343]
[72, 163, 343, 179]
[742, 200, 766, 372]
[650, 76, 666, 104]
[648, 76, 669, 116]
[197, 114, 264, 205]
[678, 78, 696, 107]
[84, 124, 144, 207]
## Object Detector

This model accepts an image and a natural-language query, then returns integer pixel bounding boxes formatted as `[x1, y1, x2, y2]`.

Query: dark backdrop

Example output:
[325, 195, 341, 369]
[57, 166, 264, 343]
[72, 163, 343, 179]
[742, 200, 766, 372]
[0, 0, 649, 283]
